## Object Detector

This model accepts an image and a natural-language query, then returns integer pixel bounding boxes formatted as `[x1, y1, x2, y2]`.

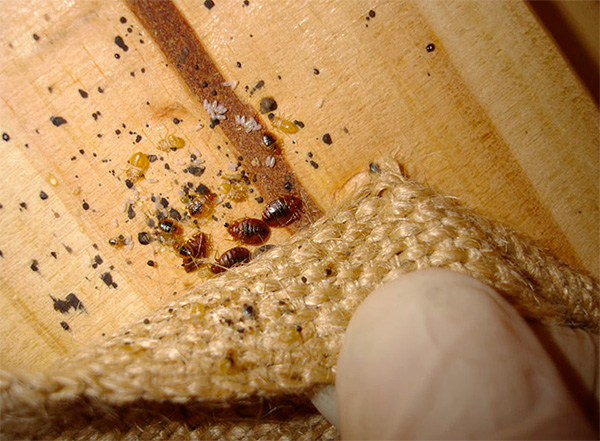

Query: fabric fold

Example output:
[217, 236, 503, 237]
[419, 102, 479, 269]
[1, 159, 597, 440]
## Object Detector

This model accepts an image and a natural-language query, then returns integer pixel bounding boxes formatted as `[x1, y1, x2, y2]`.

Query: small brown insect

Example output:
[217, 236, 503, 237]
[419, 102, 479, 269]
[262, 196, 303, 227]
[187, 191, 216, 218]
[182, 257, 201, 273]
[178, 232, 209, 259]
[178, 232, 210, 273]
[210, 247, 251, 274]
[158, 218, 182, 235]
[227, 218, 271, 245]
[108, 236, 125, 248]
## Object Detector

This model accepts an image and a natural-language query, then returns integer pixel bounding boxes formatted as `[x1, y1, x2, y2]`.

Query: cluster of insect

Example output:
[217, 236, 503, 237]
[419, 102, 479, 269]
[153, 194, 303, 274]
[112, 99, 306, 275]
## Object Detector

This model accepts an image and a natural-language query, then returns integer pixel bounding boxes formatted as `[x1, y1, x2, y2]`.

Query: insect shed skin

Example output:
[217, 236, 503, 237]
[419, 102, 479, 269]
[210, 247, 252, 274]
[227, 218, 271, 245]
[262, 196, 303, 227]
[271, 116, 299, 135]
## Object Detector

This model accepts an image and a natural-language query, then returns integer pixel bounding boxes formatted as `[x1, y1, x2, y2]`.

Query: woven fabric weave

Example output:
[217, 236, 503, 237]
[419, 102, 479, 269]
[1, 159, 597, 440]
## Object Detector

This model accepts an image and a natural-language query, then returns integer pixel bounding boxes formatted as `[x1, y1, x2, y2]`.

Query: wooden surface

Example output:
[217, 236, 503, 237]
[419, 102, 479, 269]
[0, 0, 597, 373]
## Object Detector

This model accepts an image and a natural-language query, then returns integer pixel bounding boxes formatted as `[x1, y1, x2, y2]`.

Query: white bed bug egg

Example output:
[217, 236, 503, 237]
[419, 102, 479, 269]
[265, 156, 276, 168]
[222, 80, 238, 90]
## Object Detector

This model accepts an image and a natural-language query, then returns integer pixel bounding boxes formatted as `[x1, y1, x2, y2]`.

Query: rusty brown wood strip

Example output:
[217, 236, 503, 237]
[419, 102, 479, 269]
[125, 0, 323, 232]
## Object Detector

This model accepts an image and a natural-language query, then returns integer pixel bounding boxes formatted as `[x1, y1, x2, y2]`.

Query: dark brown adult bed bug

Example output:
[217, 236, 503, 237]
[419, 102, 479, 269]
[210, 247, 251, 274]
[262, 195, 303, 227]
[227, 218, 271, 245]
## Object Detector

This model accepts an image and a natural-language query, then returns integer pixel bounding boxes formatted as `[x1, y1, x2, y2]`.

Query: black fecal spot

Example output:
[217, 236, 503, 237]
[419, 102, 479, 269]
[120, 16, 127, 23]
[138, 232, 152, 245]
[39, 191, 48, 200]
[204, 0, 215, 9]
[78, 89, 88, 98]
[242, 303, 256, 319]
[255, 79, 265, 89]
[322, 133, 332, 145]
[66, 293, 86, 312]
[309, 160, 319, 169]
[82, 201, 90, 210]
[185, 165, 205, 176]
[30, 260, 39, 272]
[93, 254, 103, 268]
[426, 43, 435, 52]
[313, 68, 320, 75]
[50, 116, 67, 127]
[369, 162, 381, 173]
[114, 35, 129, 52]
[127, 204, 136, 219]
[33, 33, 40, 41]
[60, 321, 70, 331]
[100, 272, 117, 288]
[369, 9, 376, 18]
[260, 97, 277, 114]
[195, 183, 210, 194]
[2, 133, 9, 141]
[51, 296, 70, 313]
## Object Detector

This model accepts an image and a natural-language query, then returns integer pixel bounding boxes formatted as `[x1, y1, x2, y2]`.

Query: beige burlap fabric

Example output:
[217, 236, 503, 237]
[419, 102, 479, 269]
[1, 159, 598, 440]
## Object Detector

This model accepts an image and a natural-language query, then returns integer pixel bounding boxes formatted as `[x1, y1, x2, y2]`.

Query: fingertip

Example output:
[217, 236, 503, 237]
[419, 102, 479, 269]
[334, 269, 592, 439]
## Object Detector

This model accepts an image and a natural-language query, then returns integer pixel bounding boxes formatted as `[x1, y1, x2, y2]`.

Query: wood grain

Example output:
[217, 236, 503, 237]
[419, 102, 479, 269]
[0, 0, 597, 372]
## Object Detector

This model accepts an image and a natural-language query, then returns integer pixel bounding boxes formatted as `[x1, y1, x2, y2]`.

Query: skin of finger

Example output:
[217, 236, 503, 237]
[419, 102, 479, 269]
[336, 268, 596, 440]
[530, 324, 599, 426]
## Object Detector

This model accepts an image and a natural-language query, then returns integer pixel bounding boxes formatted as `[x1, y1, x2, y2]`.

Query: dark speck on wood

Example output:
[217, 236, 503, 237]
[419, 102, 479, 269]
[50, 116, 68, 127]
[185, 165, 205, 176]
[51, 296, 70, 313]
[114, 35, 129, 52]
[66, 293, 86, 312]
[101, 272, 117, 288]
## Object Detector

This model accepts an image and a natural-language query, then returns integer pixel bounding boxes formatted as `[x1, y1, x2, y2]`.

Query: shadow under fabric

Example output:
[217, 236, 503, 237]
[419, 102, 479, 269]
[1, 159, 598, 440]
